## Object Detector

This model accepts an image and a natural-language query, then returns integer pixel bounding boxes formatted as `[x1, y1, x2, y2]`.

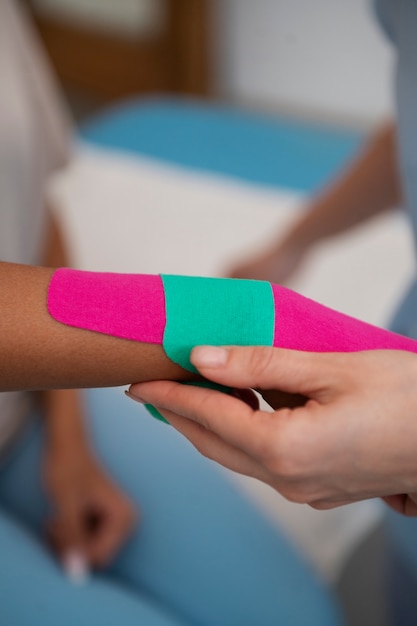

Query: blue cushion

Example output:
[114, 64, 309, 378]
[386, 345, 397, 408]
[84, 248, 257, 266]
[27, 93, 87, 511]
[81, 96, 363, 193]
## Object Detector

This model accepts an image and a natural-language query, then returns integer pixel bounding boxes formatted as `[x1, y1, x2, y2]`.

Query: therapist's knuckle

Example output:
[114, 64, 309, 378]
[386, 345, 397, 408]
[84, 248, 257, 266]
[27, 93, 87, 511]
[309, 499, 336, 511]
[278, 485, 310, 505]
[198, 445, 216, 463]
[190, 393, 214, 430]
[256, 425, 293, 477]
[189, 426, 216, 458]
[246, 346, 276, 382]
[265, 448, 299, 480]
[259, 417, 306, 479]
[257, 438, 280, 473]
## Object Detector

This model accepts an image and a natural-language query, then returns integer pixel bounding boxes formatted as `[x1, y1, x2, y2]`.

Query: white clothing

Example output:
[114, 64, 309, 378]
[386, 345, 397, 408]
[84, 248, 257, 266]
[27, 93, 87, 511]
[0, 0, 71, 455]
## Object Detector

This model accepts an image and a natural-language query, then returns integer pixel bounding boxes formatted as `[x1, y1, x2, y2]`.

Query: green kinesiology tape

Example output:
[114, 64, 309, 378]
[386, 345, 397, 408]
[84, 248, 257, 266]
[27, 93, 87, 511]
[146, 380, 234, 424]
[161, 275, 275, 373]
[150, 276, 275, 422]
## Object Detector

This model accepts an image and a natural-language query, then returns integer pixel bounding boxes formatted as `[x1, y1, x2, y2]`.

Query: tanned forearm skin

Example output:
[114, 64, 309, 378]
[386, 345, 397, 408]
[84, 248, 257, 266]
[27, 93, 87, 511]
[0, 261, 188, 392]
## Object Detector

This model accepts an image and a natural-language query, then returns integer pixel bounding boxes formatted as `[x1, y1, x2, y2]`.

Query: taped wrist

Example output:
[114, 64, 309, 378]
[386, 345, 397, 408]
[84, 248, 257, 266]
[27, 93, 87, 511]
[48, 269, 417, 418]
[48, 268, 417, 358]
[47, 270, 277, 373]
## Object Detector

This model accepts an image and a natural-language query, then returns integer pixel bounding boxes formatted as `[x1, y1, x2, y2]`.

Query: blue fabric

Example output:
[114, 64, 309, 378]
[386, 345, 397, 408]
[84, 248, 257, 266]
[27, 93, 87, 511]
[0, 388, 342, 626]
[80, 97, 363, 194]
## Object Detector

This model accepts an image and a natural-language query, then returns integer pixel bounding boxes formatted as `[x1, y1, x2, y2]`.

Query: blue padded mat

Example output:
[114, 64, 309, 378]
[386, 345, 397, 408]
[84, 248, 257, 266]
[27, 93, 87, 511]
[81, 96, 364, 194]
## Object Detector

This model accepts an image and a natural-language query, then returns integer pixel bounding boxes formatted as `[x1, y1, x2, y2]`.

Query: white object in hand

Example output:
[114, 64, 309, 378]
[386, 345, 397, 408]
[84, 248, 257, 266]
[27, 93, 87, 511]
[62, 550, 90, 585]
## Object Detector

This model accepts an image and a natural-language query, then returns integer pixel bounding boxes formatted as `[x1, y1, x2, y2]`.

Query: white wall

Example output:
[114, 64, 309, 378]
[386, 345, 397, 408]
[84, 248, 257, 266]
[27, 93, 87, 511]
[215, 0, 395, 125]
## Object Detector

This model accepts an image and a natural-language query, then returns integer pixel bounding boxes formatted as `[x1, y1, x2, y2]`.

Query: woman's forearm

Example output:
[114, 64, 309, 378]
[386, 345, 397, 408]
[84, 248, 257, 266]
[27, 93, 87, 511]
[0, 262, 187, 391]
[39, 210, 100, 447]
[5, 251, 417, 394]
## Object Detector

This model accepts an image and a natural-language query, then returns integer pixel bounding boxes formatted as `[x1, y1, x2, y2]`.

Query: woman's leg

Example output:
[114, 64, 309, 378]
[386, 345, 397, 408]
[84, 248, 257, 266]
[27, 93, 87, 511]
[0, 505, 184, 626]
[0, 419, 184, 625]
[0, 390, 342, 626]
[83, 387, 342, 626]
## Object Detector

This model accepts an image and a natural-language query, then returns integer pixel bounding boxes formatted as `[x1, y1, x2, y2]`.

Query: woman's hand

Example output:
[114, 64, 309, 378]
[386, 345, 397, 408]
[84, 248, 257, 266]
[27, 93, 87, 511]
[128, 346, 417, 515]
[41, 389, 136, 570]
[43, 440, 137, 569]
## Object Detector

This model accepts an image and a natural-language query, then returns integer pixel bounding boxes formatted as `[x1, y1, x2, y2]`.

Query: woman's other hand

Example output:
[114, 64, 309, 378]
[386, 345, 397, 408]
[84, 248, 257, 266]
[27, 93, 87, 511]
[42, 389, 137, 571]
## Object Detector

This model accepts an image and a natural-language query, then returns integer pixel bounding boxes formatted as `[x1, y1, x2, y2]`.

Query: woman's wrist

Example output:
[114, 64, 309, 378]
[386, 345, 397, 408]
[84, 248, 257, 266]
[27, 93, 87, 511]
[43, 389, 90, 453]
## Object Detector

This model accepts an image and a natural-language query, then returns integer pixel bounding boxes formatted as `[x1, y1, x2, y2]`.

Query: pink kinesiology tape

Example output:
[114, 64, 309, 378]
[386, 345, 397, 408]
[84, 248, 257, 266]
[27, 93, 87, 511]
[271, 284, 417, 353]
[48, 270, 166, 343]
[47, 268, 417, 355]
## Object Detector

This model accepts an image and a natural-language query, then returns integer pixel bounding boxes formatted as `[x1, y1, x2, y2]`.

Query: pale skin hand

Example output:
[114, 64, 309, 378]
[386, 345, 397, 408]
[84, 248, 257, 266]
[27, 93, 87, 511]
[128, 345, 417, 516]
[229, 121, 403, 283]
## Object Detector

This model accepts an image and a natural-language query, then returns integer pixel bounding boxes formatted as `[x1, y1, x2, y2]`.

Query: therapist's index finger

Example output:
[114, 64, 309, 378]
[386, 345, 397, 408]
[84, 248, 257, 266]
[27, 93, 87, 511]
[128, 379, 276, 454]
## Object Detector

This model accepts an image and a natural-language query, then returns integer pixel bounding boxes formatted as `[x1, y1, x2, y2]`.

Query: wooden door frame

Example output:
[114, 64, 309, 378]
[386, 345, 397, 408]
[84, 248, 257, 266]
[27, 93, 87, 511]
[27, 0, 211, 101]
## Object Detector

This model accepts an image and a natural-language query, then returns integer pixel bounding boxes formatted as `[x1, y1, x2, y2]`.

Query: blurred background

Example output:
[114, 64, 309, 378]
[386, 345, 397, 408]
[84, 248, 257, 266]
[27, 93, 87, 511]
[23, 2, 409, 624]
[27, 0, 393, 124]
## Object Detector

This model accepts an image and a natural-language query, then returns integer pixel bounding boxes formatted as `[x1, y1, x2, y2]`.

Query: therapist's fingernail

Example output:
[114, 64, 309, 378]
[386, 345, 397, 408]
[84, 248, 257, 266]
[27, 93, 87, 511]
[192, 346, 228, 368]
[125, 389, 145, 404]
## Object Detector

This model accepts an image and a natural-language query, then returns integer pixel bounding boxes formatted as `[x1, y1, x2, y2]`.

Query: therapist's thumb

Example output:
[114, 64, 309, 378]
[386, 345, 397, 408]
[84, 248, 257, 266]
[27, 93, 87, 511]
[190, 345, 335, 396]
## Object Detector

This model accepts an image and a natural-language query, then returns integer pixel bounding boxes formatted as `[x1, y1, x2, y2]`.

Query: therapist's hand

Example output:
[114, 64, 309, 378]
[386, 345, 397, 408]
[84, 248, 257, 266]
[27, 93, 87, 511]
[128, 346, 417, 515]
